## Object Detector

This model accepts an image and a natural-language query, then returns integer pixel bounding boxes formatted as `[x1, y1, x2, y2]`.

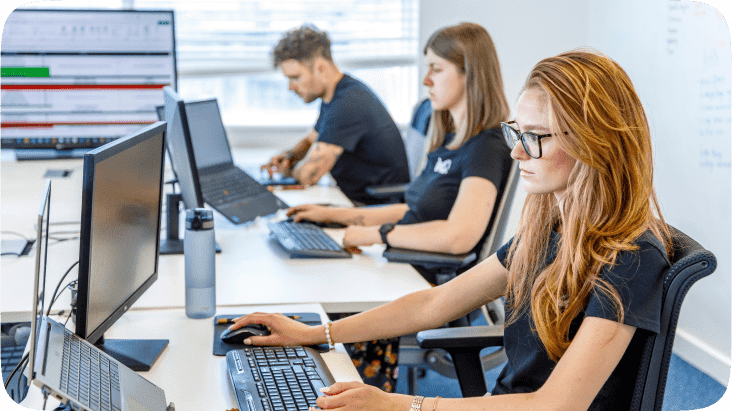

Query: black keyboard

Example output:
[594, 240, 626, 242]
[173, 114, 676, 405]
[226, 346, 335, 411]
[59, 328, 121, 411]
[200, 169, 269, 206]
[267, 220, 351, 258]
[1, 345, 25, 383]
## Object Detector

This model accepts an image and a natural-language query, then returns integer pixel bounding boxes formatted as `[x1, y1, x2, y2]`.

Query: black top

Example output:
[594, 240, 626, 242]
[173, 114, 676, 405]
[399, 127, 512, 282]
[494, 230, 671, 410]
[314, 74, 409, 205]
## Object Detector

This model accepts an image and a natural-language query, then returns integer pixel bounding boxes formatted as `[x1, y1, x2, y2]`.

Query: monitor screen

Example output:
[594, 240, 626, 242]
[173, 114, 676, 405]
[162, 85, 203, 209]
[76, 121, 166, 345]
[184, 98, 234, 170]
[0, 9, 176, 151]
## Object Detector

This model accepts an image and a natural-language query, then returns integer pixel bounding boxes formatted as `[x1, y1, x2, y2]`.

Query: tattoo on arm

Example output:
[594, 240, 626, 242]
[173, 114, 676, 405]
[293, 142, 342, 185]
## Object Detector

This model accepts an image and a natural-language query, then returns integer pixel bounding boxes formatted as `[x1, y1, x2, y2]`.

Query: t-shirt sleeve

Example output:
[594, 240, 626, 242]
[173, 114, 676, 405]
[462, 131, 511, 191]
[585, 241, 670, 333]
[315, 93, 369, 153]
[495, 237, 514, 268]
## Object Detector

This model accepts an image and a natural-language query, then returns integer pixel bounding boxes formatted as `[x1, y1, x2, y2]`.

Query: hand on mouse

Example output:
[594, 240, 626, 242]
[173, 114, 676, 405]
[228, 312, 324, 347]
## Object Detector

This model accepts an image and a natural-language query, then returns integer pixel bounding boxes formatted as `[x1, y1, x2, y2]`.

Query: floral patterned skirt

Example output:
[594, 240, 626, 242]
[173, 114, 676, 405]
[343, 339, 400, 393]
[329, 313, 400, 393]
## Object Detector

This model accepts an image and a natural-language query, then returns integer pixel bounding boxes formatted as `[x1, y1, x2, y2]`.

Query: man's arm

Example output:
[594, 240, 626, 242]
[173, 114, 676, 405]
[291, 140, 344, 185]
[261, 129, 318, 177]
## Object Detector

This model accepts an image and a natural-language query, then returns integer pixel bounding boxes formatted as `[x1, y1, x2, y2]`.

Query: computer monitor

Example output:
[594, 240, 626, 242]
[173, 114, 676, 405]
[27, 180, 51, 387]
[0, 9, 176, 154]
[75, 121, 168, 371]
[162, 86, 203, 210]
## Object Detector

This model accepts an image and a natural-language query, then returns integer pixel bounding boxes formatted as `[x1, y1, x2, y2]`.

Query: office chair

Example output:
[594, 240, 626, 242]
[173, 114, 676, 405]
[416, 225, 717, 409]
[384, 160, 520, 394]
[365, 98, 432, 203]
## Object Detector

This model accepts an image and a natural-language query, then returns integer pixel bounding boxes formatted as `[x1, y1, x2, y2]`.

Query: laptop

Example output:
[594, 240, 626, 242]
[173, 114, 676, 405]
[26, 182, 172, 411]
[157, 99, 289, 224]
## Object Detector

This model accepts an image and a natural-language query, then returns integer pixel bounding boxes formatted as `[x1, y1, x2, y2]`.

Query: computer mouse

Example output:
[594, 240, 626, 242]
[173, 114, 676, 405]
[220, 323, 270, 344]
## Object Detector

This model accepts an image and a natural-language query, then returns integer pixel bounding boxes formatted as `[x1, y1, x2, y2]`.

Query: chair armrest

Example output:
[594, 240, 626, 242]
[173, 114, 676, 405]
[417, 325, 504, 349]
[383, 246, 476, 270]
[364, 183, 409, 201]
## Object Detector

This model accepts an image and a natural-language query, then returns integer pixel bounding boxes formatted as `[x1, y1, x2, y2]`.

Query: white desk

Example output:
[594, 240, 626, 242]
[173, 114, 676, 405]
[19, 303, 363, 410]
[1, 152, 430, 322]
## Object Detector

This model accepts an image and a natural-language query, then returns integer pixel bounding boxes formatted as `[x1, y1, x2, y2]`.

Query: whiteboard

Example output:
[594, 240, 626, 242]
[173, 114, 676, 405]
[588, 0, 730, 381]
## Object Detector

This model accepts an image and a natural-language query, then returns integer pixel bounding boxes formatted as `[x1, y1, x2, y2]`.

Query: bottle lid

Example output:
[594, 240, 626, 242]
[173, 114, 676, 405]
[185, 208, 214, 230]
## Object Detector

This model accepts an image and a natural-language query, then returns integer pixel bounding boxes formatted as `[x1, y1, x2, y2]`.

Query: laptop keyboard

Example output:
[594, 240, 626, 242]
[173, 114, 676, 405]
[200, 168, 268, 206]
[1, 345, 25, 383]
[59, 328, 121, 411]
[226, 346, 334, 411]
[267, 220, 351, 258]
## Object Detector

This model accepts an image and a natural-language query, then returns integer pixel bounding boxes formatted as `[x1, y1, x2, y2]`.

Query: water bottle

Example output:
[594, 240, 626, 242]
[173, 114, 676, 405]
[184, 208, 216, 319]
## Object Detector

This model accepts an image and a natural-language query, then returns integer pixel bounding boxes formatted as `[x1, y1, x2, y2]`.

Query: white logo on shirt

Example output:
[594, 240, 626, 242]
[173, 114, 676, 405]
[434, 157, 452, 174]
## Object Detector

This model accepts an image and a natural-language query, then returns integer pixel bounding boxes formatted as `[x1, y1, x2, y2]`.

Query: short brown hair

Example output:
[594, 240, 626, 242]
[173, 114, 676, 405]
[272, 24, 333, 68]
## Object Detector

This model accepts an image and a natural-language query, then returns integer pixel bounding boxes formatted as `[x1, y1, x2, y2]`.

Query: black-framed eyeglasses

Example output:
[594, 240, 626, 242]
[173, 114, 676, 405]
[501, 121, 563, 159]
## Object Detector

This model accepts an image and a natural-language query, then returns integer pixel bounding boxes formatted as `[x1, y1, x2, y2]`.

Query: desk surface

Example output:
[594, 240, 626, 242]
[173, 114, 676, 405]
[1, 150, 430, 322]
[19, 303, 362, 410]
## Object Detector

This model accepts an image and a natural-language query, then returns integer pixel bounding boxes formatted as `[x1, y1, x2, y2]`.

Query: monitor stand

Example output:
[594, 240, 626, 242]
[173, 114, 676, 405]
[96, 336, 169, 372]
[159, 193, 221, 254]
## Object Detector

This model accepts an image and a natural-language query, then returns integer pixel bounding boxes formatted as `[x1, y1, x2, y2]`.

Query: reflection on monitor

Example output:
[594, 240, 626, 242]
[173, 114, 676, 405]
[75, 121, 168, 371]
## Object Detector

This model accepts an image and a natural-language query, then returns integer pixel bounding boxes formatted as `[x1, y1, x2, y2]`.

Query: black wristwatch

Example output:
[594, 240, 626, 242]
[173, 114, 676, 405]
[379, 223, 396, 247]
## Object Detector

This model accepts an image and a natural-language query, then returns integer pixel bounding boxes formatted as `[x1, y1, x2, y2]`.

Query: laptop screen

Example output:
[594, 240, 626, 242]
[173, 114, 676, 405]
[185, 99, 234, 170]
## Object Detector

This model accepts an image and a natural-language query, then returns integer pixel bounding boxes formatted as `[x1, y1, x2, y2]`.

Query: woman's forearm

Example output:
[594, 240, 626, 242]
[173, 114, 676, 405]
[327, 287, 446, 343]
[329, 203, 409, 226]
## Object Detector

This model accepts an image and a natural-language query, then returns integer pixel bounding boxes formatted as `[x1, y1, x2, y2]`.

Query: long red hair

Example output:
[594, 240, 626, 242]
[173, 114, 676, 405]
[505, 50, 671, 361]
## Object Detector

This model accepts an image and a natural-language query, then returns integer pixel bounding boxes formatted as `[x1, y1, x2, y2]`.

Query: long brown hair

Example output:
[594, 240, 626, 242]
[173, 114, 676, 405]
[505, 50, 671, 361]
[424, 22, 509, 151]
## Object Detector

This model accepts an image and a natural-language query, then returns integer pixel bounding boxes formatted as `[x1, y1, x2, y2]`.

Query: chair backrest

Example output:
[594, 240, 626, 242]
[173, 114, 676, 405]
[402, 98, 432, 181]
[479, 160, 520, 262]
[631, 226, 717, 411]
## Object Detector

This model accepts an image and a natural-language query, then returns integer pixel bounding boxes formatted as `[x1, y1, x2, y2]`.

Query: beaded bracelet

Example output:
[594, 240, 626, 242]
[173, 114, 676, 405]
[409, 395, 425, 411]
[324, 321, 334, 349]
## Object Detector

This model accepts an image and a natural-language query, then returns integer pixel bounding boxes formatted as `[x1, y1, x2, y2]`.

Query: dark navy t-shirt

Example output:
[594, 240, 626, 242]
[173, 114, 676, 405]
[494, 230, 670, 410]
[314, 74, 409, 205]
[399, 128, 512, 282]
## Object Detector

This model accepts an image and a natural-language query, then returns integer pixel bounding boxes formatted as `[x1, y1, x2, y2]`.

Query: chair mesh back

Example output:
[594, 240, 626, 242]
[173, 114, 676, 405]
[630, 226, 717, 411]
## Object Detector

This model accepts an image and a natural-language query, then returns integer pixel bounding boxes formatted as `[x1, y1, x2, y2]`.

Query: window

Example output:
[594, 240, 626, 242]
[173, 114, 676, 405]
[136, 0, 419, 127]
[17, 0, 419, 127]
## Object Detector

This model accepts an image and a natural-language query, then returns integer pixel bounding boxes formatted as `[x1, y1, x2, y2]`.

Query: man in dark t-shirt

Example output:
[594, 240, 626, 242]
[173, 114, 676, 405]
[262, 25, 409, 205]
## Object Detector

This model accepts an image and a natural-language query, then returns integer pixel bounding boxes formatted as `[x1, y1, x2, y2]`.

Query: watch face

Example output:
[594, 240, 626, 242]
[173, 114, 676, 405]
[380, 223, 395, 234]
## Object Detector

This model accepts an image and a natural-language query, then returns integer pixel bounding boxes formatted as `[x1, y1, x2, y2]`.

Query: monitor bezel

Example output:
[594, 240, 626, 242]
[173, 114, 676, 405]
[75, 121, 167, 344]
[27, 179, 51, 386]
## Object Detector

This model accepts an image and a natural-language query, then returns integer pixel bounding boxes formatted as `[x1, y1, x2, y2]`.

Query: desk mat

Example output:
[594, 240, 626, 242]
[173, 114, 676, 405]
[212, 312, 328, 356]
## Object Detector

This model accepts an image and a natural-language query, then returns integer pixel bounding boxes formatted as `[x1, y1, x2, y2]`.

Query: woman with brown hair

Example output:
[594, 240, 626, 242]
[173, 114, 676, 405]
[233, 49, 671, 410]
[287, 22, 513, 286]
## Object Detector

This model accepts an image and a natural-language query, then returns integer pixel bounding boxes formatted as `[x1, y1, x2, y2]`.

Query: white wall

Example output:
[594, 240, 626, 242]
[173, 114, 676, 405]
[585, 0, 731, 386]
[420, 0, 730, 386]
